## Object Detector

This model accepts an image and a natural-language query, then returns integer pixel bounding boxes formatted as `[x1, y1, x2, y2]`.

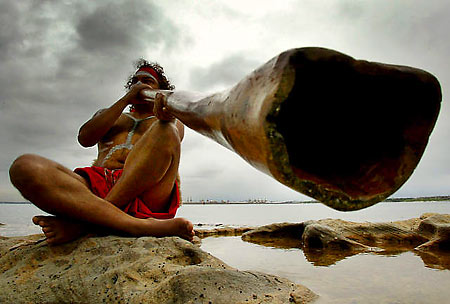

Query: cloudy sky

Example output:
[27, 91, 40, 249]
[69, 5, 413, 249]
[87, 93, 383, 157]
[0, 0, 448, 203]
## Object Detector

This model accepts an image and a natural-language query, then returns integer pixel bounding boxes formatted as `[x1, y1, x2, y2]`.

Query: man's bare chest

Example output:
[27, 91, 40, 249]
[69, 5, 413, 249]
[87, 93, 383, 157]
[101, 113, 156, 143]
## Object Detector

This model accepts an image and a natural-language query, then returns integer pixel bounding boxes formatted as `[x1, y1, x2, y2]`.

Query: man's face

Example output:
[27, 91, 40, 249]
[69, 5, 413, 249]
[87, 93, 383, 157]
[130, 74, 160, 89]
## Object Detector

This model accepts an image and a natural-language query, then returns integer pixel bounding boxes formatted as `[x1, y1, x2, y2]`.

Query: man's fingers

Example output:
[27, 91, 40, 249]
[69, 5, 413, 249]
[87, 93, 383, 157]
[154, 93, 165, 118]
[154, 93, 175, 122]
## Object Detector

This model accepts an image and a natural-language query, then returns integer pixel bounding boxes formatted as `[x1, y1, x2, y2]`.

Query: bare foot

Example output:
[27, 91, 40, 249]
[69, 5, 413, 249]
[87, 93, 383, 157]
[137, 217, 195, 241]
[32, 215, 86, 245]
[33, 215, 195, 244]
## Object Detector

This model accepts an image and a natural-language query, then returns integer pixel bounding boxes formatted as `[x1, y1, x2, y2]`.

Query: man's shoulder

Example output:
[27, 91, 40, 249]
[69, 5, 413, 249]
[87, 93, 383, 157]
[92, 109, 129, 117]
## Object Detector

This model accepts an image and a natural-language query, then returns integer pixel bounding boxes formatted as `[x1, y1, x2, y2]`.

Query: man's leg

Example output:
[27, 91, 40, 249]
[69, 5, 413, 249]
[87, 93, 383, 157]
[9, 154, 193, 244]
[105, 120, 182, 212]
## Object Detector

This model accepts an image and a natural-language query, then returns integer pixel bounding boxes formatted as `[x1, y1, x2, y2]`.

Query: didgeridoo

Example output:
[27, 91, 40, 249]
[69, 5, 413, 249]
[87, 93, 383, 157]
[143, 47, 442, 211]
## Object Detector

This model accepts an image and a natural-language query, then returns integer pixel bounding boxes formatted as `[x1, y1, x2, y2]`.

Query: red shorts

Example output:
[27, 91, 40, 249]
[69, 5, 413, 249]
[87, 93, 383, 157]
[74, 166, 180, 219]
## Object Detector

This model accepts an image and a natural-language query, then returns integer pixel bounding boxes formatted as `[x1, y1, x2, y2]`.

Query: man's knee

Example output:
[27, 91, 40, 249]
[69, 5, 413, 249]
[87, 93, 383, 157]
[9, 154, 47, 188]
[153, 121, 181, 150]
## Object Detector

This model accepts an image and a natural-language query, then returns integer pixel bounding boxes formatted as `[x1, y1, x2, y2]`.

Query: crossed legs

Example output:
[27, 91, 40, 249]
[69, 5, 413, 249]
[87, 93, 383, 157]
[9, 120, 194, 244]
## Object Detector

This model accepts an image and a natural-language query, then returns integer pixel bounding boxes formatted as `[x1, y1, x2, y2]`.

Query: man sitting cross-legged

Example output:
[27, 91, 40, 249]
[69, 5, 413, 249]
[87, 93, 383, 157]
[9, 60, 194, 244]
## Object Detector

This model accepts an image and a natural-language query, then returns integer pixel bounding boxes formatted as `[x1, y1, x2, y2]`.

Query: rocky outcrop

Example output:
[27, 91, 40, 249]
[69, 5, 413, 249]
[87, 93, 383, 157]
[242, 213, 450, 268]
[237, 223, 305, 249]
[194, 225, 256, 238]
[0, 234, 316, 304]
[415, 213, 450, 250]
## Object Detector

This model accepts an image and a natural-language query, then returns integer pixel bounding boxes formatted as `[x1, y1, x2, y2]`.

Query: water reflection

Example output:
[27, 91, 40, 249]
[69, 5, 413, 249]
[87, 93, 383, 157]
[416, 250, 450, 270]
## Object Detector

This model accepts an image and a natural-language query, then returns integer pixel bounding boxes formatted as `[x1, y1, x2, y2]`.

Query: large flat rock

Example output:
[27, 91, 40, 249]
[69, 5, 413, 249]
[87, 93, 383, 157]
[0, 234, 316, 303]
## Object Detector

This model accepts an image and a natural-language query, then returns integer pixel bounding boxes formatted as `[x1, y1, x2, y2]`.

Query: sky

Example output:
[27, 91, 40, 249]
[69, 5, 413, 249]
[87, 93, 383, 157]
[0, 0, 448, 203]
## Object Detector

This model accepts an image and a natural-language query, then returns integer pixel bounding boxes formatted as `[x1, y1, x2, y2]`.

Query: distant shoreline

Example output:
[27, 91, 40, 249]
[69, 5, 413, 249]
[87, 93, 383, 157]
[1, 195, 449, 205]
[384, 195, 450, 202]
[182, 196, 450, 205]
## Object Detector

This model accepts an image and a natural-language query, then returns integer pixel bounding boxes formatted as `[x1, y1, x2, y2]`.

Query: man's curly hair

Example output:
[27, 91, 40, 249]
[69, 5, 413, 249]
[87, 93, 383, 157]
[125, 59, 175, 91]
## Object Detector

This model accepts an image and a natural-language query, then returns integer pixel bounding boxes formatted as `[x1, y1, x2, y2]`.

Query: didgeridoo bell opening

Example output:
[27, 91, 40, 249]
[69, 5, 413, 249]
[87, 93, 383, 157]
[163, 47, 442, 211]
[271, 48, 441, 210]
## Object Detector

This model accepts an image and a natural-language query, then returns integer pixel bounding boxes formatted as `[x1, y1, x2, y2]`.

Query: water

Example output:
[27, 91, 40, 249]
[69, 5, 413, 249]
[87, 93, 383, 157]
[201, 237, 450, 304]
[1, 201, 450, 303]
[0, 203, 50, 237]
[177, 201, 450, 227]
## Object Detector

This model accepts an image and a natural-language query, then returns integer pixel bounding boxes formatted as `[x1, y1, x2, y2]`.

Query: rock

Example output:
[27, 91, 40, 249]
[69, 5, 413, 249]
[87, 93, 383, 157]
[241, 223, 304, 248]
[242, 221, 372, 267]
[301, 221, 370, 250]
[0, 234, 316, 304]
[415, 213, 450, 251]
[194, 226, 256, 239]
[242, 214, 450, 268]
[304, 218, 428, 249]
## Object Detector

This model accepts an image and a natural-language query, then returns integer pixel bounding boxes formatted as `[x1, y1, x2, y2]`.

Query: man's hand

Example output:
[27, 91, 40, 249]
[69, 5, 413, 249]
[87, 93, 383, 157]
[123, 83, 153, 105]
[153, 93, 175, 122]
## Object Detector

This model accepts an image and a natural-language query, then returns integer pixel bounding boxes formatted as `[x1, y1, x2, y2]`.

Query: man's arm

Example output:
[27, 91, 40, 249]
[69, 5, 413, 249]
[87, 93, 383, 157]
[78, 83, 152, 147]
[77, 98, 128, 147]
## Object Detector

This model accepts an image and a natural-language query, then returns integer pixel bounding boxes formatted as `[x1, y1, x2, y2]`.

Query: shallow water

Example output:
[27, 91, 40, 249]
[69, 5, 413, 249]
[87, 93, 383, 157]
[0, 203, 50, 237]
[179, 201, 450, 226]
[201, 236, 450, 303]
[1, 201, 450, 303]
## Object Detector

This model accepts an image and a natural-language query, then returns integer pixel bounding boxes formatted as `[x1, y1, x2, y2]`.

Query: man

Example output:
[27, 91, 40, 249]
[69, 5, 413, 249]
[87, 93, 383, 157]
[9, 60, 194, 244]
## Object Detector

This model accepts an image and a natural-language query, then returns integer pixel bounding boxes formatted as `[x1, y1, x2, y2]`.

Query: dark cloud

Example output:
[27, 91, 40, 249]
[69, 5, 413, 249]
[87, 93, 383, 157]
[189, 54, 261, 91]
[77, 8, 134, 52]
[336, 1, 365, 20]
[75, 1, 177, 55]
[56, 0, 180, 82]
[0, 2, 23, 60]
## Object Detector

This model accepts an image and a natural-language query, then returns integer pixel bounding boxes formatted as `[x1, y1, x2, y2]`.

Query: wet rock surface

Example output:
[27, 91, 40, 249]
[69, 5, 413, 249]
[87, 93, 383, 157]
[242, 213, 450, 267]
[0, 234, 316, 304]
[194, 225, 256, 239]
